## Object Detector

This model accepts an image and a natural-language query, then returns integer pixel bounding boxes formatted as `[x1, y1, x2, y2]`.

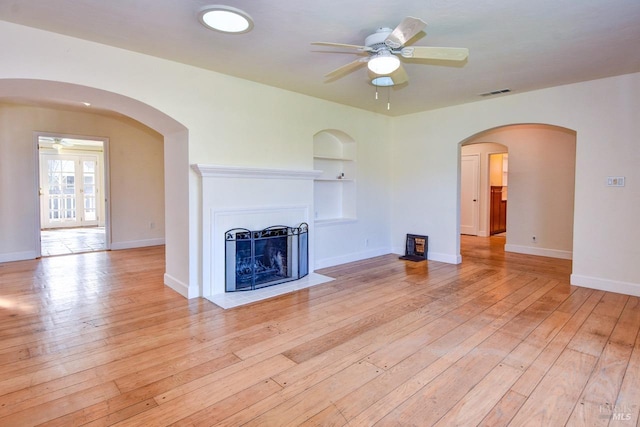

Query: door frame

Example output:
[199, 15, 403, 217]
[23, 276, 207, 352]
[34, 132, 111, 256]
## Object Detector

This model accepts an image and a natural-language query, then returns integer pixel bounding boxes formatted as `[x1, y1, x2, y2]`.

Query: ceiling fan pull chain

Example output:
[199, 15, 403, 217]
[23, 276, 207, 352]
[387, 87, 391, 110]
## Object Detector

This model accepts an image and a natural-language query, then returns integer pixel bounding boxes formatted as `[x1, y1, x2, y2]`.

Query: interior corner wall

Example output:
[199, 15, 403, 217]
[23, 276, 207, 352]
[391, 72, 640, 296]
[0, 103, 164, 262]
[463, 125, 577, 259]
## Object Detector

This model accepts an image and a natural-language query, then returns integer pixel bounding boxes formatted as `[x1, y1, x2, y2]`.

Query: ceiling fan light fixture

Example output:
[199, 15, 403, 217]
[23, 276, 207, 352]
[199, 5, 253, 34]
[367, 52, 400, 75]
[371, 76, 395, 87]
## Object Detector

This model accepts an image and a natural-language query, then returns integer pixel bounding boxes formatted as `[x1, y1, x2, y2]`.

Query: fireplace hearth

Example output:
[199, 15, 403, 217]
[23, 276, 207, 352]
[225, 223, 308, 292]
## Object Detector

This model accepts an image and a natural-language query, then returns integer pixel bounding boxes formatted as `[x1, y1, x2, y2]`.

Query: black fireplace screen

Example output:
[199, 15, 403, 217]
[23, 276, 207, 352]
[225, 223, 308, 292]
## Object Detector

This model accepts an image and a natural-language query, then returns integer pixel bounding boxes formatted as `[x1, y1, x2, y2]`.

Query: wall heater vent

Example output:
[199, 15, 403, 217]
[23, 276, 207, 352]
[479, 88, 512, 97]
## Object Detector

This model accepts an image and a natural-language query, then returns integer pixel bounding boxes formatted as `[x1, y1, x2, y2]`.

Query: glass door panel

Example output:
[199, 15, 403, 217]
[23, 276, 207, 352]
[40, 154, 100, 228]
[81, 159, 98, 225]
[45, 158, 77, 226]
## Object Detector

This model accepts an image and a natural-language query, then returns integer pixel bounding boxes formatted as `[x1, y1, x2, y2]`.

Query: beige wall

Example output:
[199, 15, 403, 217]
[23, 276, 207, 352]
[462, 125, 577, 259]
[392, 73, 640, 295]
[0, 103, 164, 261]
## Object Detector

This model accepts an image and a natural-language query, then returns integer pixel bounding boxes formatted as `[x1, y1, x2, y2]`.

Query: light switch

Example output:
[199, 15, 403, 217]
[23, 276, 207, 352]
[606, 176, 625, 187]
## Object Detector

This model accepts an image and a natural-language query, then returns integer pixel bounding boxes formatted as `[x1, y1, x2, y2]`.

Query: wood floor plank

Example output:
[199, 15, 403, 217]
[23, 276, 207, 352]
[509, 289, 604, 398]
[509, 348, 598, 426]
[434, 363, 523, 426]
[0, 237, 636, 425]
[477, 390, 527, 427]
[0, 381, 121, 426]
[364, 272, 534, 371]
[113, 355, 295, 426]
[376, 331, 522, 425]
[610, 326, 640, 426]
[339, 277, 560, 423]
[236, 361, 381, 426]
[43, 352, 241, 426]
[297, 404, 349, 427]
[168, 379, 283, 427]
[567, 339, 633, 425]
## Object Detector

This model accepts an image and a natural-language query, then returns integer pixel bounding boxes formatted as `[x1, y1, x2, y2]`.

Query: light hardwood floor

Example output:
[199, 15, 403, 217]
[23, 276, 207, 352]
[0, 236, 638, 426]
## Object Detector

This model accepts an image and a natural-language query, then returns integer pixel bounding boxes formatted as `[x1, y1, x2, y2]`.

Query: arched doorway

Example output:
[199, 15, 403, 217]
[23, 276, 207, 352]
[459, 124, 576, 260]
[0, 79, 192, 296]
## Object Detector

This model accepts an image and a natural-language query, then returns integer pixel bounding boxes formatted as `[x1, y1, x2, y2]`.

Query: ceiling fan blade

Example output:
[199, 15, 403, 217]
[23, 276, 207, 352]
[385, 16, 427, 49]
[401, 46, 469, 61]
[325, 58, 368, 78]
[311, 42, 371, 52]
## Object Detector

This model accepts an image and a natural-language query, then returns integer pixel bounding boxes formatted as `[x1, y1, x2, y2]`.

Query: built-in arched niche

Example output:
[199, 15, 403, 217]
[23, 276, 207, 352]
[313, 130, 356, 223]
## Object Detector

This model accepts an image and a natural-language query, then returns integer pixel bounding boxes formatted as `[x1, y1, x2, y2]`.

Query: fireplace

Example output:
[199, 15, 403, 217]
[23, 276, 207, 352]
[225, 223, 308, 292]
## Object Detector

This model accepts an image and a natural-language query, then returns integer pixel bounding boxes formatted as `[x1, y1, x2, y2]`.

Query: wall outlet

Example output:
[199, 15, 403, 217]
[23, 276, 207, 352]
[149, 222, 155, 229]
[365, 238, 369, 247]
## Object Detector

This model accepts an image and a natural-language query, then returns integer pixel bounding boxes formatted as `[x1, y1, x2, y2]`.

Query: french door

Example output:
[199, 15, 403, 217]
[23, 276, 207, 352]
[40, 154, 100, 228]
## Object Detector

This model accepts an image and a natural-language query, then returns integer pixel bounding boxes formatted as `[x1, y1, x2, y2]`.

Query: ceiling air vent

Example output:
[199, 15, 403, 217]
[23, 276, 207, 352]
[478, 88, 511, 97]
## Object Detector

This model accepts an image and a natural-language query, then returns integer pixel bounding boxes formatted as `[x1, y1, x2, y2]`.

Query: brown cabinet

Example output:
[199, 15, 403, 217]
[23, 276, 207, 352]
[490, 186, 507, 235]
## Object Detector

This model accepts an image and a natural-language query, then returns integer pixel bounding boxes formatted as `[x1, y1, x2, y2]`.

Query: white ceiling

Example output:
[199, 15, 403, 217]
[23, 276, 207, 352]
[1, 0, 639, 116]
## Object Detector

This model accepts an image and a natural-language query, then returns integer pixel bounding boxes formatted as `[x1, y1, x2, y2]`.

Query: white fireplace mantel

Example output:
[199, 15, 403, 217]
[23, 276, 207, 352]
[194, 163, 323, 301]
[192, 164, 322, 180]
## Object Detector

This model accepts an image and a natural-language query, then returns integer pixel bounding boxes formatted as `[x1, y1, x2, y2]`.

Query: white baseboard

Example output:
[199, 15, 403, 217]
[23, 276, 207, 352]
[429, 252, 462, 264]
[505, 244, 572, 260]
[164, 273, 199, 299]
[571, 274, 640, 297]
[315, 247, 391, 270]
[0, 251, 37, 263]
[110, 238, 165, 251]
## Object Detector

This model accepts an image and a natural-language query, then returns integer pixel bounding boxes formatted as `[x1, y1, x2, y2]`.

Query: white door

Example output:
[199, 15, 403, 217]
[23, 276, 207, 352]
[40, 154, 100, 228]
[461, 154, 480, 235]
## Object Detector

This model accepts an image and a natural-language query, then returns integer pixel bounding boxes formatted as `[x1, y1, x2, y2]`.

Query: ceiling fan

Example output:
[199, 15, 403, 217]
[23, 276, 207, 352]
[40, 137, 74, 150]
[312, 17, 469, 86]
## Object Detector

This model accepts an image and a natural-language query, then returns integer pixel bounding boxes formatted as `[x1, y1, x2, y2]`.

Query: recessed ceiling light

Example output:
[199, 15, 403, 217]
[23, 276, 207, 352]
[198, 5, 254, 34]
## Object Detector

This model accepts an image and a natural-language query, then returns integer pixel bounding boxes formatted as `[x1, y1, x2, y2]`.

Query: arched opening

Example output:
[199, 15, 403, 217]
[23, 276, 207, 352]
[459, 124, 577, 261]
[0, 79, 191, 296]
